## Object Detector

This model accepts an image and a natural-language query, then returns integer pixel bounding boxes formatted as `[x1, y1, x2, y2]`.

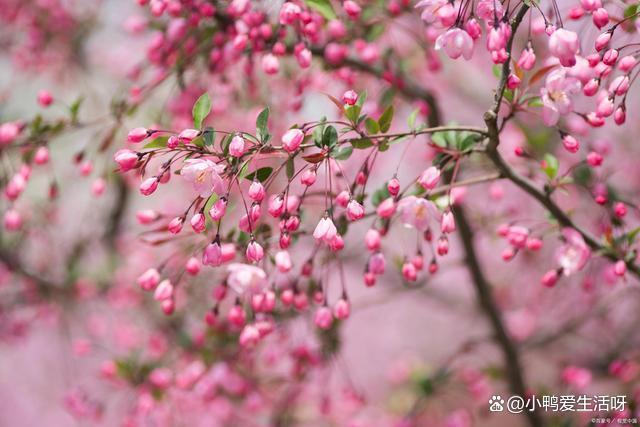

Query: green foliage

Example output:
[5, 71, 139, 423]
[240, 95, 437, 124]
[256, 107, 270, 143]
[304, 0, 336, 19]
[192, 93, 212, 129]
[244, 166, 273, 182]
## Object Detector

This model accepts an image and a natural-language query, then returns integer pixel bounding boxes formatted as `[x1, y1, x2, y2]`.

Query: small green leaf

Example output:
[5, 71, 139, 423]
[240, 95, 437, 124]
[304, 0, 337, 19]
[286, 157, 295, 180]
[245, 166, 273, 183]
[192, 93, 212, 129]
[527, 96, 543, 107]
[364, 117, 379, 134]
[256, 107, 270, 143]
[322, 125, 338, 148]
[356, 90, 367, 108]
[332, 145, 353, 160]
[543, 153, 559, 180]
[371, 185, 391, 207]
[143, 136, 168, 149]
[203, 127, 215, 146]
[344, 105, 361, 124]
[407, 109, 419, 130]
[378, 105, 394, 133]
[69, 96, 84, 123]
[458, 135, 478, 153]
[351, 138, 373, 149]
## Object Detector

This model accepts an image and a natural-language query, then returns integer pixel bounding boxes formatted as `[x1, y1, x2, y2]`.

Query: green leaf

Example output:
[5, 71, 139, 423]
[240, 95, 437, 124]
[527, 96, 544, 107]
[245, 166, 273, 183]
[286, 157, 295, 180]
[366, 22, 385, 41]
[378, 105, 394, 133]
[322, 125, 338, 148]
[351, 138, 373, 149]
[344, 104, 361, 124]
[313, 117, 327, 147]
[192, 93, 212, 129]
[332, 145, 353, 160]
[458, 135, 478, 153]
[203, 127, 215, 146]
[364, 117, 379, 134]
[69, 96, 84, 123]
[143, 136, 168, 149]
[543, 153, 559, 180]
[431, 132, 448, 147]
[304, 0, 336, 19]
[407, 109, 419, 130]
[371, 185, 390, 207]
[356, 90, 367, 108]
[256, 107, 270, 143]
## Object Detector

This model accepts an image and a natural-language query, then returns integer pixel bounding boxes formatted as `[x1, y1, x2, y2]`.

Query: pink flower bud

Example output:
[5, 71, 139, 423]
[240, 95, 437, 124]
[376, 197, 396, 218]
[618, 56, 637, 73]
[0, 121, 22, 146]
[364, 272, 377, 287]
[37, 90, 53, 107]
[3, 209, 22, 231]
[190, 213, 206, 233]
[596, 96, 614, 118]
[314, 307, 333, 329]
[583, 78, 599, 96]
[186, 257, 200, 275]
[441, 211, 456, 234]
[203, 242, 223, 266]
[301, 168, 317, 186]
[139, 177, 158, 195]
[239, 324, 260, 347]
[614, 260, 626, 277]
[507, 225, 529, 248]
[334, 298, 350, 319]
[178, 129, 200, 142]
[562, 134, 580, 153]
[296, 47, 312, 68]
[437, 236, 449, 256]
[246, 241, 264, 263]
[128, 127, 149, 143]
[161, 299, 175, 315]
[346, 199, 364, 221]
[154, 279, 174, 301]
[586, 112, 605, 127]
[614, 202, 627, 218]
[595, 32, 611, 52]
[609, 75, 630, 96]
[568, 6, 585, 20]
[548, 28, 579, 67]
[167, 135, 179, 148]
[313, 217, 338, 244]
[541, 270, 559, 287]
[114, 149, 138, 172]
[279, 2, 301, 25]
[248, 181, 265, 202]
[365, 228, 381, 251]
[602, 49, 618, 66]
[465, 18, 482, 40]
[402, 262, 417, 282]
[32, 146, 50, 165]
[91, 178, 106, 196]
[592, 7, 609, 29]
[507, 74, 521, 89]
[342, 90, 358, 105]
[275, 250, 292, 272]
[279, 232, 291, 249]
[336, 190, 350, 207]
[501, 247, 515, 261]
[168, 217, 184, 234]
[418, 166, 440, 190]
[281, 129, 304, 152]
[580, 0, 601, 12]
[137, 268, 160, 291]
[343, 0, 361, 19]
[209, 197, 227, 221]
[229, 135, 246, 157]
[228, 305, 246, 327]
[262, 53, 279, 75]
[526, 237, 543, 251]
[368, 252, 386, 275]
[387, 178, 400, 196]
[268, 195, 285, 217]
[136, 209, 158, 224]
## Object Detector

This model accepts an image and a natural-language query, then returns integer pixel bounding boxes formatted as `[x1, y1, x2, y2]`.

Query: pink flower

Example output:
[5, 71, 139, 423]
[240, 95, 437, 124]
[246, 241, 264, 263]
[114, 149, 138, 171]
[435, 28, 474, 60]
[139, 177, 158, 195]
[517, 47, 536, 70]
[0, 121, 21, 146]
[228, 135, 246, 157]
[418, 166, 441, 190]
[137, 268, 160, 291]
[248, 181, 265, 202]
[178, 129, 200, 142]
[548, 28, 580, 67]
[209, 197, 227, 221]
[397, 196, 438, 231]
[190, 213, 206, 233]
[275, 250, 292, 272]
[226, 263, 267, 294]
[278, 2, 301, 25]
[313, 217, 338, 244]
[203, 242, 223, 266]
[3, 209, 22, 231]
[441, 211, 456, 233]
[154, 279, 174, 301]
[314, 307, 333, 329]
[376, 197, 396, 218]
[506, 226, 529, 248]
[127, 127, 149, 143]
[540, 69, 581, 126]
[342, 90, 358, 105]
[262, 54, 279, 75]
[37, 90, 53, 107]
[556, 228, 590, 275]
[180, 159, 225, 198]
[281, 129, 304, 152]
[561, 366, 592, 390]
[333, 299, 350, 319]
[346, 199, 364, 221]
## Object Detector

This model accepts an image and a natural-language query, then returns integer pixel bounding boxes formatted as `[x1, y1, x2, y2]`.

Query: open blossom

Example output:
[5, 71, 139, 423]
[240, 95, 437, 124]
[397, 196, 438, 231]
[181, 159, 225, 198]
[548, 28, 580, 67]
[415, 0, 448, 24]
[435, 28, 474, 60]
[227, 263, 267, 294]
[313, 217, 338, 244]
[541, 69, 581, 126]
[556, 228, 591, 275]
